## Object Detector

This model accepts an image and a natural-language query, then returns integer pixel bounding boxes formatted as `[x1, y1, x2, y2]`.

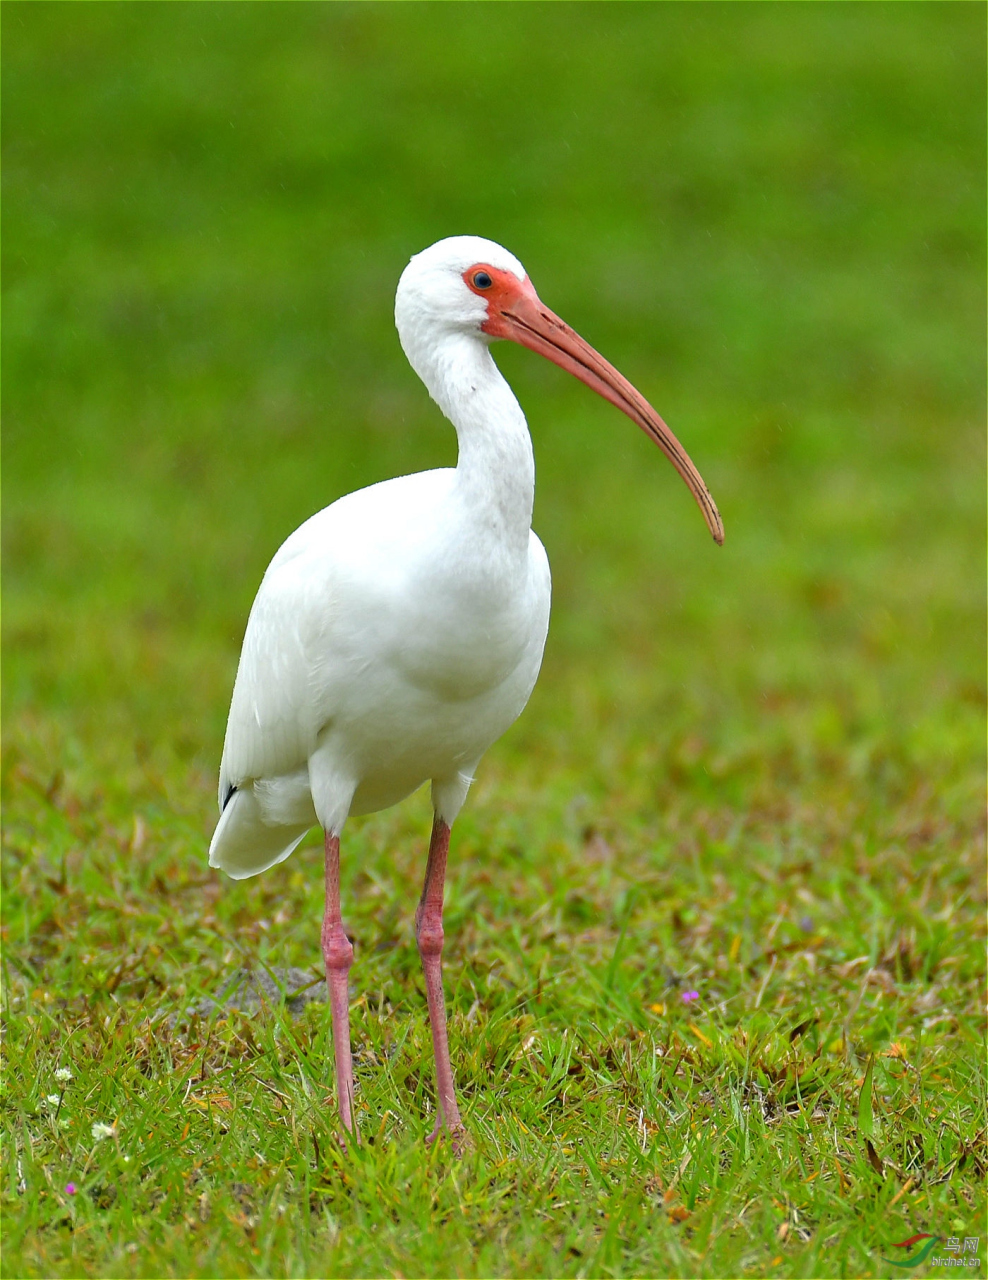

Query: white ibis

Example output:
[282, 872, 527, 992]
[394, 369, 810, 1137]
[209, 236, 723, 1148]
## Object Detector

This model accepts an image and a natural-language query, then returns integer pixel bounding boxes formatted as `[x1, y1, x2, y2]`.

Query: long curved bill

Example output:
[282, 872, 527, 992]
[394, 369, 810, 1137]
[489, 285, 724, 545]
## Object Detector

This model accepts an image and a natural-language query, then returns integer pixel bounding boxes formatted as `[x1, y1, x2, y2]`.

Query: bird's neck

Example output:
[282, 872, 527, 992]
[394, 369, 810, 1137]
[423, 335, 536, 551]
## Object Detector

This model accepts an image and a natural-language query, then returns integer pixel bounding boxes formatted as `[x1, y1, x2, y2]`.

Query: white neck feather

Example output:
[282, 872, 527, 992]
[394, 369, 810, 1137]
[406, 330, 536, 554]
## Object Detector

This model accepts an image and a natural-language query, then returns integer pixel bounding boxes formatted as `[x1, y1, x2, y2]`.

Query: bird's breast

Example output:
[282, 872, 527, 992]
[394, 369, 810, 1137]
[388, 556, 543, 702]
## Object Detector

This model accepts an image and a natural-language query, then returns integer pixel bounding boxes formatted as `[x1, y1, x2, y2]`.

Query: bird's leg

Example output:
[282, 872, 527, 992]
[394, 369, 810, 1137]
[415, 815, 465, 1149]
[322, 830, 358, 1142]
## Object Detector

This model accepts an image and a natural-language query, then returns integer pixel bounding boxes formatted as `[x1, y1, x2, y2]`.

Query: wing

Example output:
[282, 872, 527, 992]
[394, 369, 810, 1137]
[217, 517, 336, 808]
[216, 469, 456, 811]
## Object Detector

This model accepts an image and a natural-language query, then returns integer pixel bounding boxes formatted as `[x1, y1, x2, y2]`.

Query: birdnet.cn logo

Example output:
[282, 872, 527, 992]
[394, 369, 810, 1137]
[882, 1235, 981, 1269]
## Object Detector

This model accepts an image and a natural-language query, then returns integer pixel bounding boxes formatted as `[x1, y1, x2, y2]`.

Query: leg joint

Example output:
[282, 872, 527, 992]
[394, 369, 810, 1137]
[322, 922, 353, 972]
[416, 919, 444, 958]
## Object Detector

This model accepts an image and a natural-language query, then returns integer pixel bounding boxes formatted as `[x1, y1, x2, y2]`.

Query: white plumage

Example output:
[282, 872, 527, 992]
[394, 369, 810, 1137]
[206, 235, 721, 1145]
[209, 238, 551, 879]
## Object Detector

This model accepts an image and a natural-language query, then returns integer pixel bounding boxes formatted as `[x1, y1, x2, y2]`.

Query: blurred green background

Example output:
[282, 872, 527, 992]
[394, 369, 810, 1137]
[4, 3, 985, 792]
[3, 1, 984, 909]
[2, 6, 985, 1275]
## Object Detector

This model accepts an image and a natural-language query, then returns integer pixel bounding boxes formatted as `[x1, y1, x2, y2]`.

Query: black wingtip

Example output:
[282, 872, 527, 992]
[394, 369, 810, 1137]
[222, 784, 237, 811]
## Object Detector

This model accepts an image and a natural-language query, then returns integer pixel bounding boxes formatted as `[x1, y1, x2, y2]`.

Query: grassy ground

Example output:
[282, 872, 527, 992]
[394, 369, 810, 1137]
[2, 4, 985, 1277]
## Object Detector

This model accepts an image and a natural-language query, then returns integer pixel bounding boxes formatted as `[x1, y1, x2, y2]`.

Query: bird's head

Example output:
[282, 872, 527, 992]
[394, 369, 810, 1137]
[396, 236, 724, 545]
[395, 235, 528, 338]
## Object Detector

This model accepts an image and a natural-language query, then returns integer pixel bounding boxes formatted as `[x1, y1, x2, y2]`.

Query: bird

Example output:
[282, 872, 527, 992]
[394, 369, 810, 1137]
[208, 235, 723, 1149]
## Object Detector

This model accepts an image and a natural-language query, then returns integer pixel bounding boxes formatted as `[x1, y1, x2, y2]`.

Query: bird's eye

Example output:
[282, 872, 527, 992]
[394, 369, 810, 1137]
[472, 271, 493, 290]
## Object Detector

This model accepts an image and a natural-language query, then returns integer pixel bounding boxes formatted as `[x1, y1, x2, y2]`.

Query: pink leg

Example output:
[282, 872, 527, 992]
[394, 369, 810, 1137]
[415, 816, 465, 1148]
[321, 831, 357, 1142]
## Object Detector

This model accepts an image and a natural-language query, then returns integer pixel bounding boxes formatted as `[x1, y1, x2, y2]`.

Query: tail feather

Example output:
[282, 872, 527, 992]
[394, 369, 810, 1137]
[208, 786, 311, 880]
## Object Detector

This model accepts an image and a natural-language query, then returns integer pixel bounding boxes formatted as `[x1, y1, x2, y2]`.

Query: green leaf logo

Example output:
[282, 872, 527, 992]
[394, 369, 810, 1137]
[881, 1234, 941, 1268]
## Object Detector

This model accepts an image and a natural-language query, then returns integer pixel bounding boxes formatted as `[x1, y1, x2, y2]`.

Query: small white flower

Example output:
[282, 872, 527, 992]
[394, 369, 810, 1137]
[91, 1122, 116, 1141]
[54, 1068, 74, 1083]
[45, 1094, 61, 1107]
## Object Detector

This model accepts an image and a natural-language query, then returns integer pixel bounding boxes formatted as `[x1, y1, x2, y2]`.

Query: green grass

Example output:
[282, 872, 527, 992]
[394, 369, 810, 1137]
[2, 3, 985, 1277]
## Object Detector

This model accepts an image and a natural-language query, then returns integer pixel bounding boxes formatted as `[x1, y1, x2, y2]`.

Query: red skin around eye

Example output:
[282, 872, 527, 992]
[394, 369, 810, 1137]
[461, 264, 535, 334]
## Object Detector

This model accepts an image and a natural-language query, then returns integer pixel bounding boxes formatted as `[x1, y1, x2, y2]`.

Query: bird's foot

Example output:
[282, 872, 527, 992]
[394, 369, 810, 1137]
[426, 1117, 468, 1157]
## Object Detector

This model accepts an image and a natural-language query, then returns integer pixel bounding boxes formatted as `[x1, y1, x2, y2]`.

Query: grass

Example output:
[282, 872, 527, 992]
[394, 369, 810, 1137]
[1, 3, 985, 1277]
